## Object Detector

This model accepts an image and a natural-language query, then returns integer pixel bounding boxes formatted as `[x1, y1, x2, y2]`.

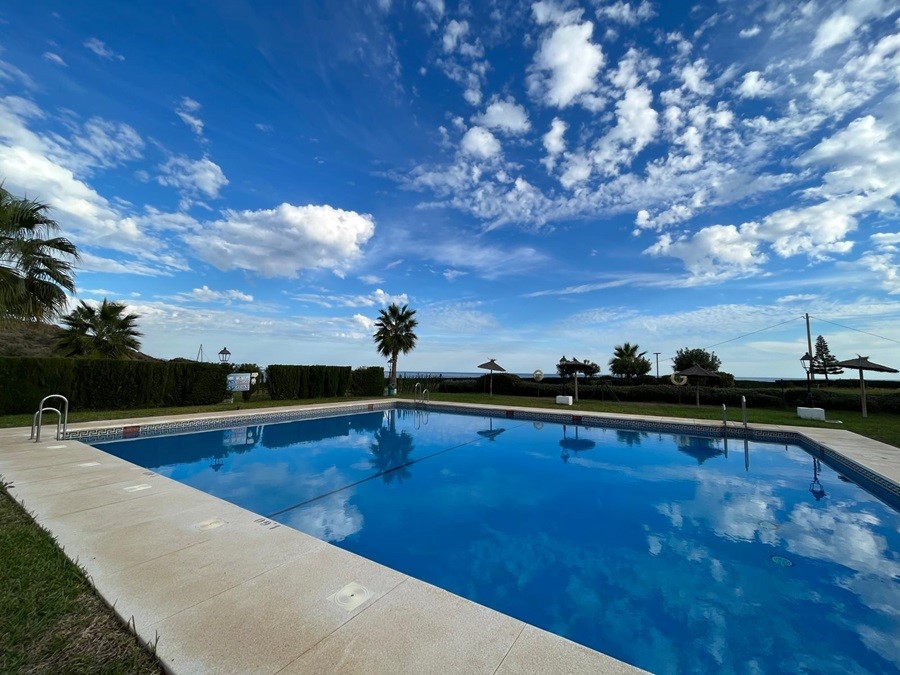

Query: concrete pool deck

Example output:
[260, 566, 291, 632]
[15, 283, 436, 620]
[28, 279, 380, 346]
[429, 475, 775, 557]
[1, 401, 898, 674]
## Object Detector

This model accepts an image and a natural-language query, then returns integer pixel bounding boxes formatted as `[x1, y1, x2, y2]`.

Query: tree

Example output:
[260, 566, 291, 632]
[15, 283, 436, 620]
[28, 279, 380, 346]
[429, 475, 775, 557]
[0, 185, 78, 322]
[373, 303, 418, 389]
[812, 335, 843, 381]
[608, 342, 652, 380]
[673, 347, 721, 373]
[56, 298, 143, 358]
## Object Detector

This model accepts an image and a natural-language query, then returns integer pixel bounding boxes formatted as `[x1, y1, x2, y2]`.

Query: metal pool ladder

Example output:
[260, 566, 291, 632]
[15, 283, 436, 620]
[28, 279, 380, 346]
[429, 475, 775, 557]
[31, 394, 69, 442]
[413, 382, 429, 408]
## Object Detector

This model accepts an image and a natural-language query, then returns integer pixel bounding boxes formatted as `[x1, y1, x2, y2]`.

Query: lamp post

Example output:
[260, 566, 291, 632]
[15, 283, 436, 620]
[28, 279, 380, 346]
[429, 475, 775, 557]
[800, 352, 813, 405]
[653, 352, 661, 380]
[218, 347, 231, 364]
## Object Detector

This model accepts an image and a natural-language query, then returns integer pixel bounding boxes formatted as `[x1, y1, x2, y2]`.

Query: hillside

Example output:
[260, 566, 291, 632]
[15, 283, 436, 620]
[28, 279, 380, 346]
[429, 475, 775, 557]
[0, 321, 161, 361]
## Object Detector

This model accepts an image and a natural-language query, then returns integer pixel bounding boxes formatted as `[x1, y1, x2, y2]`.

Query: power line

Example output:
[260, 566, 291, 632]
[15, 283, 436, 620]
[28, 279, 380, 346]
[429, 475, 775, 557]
[703, 316, 804, 351]
[656, 315, 803, 365]
[810, 315, 900, 345]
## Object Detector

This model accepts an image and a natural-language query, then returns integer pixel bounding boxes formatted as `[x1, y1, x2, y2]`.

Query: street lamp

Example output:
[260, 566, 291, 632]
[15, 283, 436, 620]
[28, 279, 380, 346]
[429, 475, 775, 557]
[218, 347, 231, 364]
[800, 352, 813, 405]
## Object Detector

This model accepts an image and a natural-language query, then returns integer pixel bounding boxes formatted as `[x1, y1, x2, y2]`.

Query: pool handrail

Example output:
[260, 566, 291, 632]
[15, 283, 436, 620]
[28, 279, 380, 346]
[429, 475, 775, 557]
[31, 394, 69, 442]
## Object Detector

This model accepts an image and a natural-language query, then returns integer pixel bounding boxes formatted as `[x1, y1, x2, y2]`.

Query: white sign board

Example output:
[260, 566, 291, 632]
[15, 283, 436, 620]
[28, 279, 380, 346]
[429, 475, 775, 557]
[227, 373, 253, 392]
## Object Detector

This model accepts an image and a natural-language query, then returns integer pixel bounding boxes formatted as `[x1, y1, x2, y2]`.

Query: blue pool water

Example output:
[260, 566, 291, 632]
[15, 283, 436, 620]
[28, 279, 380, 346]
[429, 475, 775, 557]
[93, 409, 900, 674]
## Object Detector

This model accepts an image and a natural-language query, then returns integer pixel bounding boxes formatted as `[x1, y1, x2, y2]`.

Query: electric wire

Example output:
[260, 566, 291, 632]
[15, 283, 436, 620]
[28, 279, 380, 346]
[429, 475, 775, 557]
[809, 315, 900, 346]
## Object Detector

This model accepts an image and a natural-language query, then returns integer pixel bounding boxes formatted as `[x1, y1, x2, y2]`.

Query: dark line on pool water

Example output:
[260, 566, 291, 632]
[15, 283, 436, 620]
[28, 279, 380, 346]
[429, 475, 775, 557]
[264, 421, 530, 520]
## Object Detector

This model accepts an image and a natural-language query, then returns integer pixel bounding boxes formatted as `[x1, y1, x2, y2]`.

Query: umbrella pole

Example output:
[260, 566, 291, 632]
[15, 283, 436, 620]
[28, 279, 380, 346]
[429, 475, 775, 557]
[490, 370, 493, 397]
[696, 380, 700, 408]
[859, 368, 867, 418]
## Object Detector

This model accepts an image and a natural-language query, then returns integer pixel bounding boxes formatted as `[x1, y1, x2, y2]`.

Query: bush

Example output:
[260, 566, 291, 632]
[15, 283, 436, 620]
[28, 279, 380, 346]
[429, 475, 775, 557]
[0, 357, 227, 414]
[349, 367, 386, 396]
[265, 365, 352, 400]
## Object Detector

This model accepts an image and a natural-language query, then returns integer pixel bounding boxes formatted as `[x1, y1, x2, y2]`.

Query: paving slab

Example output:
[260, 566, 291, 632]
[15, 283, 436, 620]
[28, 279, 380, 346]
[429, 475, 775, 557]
[496, 625, 646, 675]
[281, 578, 525, 674]
[150, 544, 407, 675]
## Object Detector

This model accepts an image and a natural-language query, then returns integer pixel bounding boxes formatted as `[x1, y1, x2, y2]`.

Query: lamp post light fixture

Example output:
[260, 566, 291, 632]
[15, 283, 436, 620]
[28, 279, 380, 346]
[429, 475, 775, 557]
[800, 352, 813, 405]
[218, 347, 231, 364]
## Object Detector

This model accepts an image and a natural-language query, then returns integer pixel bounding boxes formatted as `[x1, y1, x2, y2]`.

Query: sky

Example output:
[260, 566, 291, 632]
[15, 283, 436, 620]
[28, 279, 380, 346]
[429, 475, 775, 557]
[1, 0, 899, 378]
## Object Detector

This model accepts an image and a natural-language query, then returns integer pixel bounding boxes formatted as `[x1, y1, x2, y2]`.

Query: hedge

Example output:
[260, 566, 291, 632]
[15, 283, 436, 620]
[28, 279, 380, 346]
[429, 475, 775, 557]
[265, 365, 352, 400]
[437, 374, 900, 413]
[0, 357, 229, 415]
[349, 367, 386, 396]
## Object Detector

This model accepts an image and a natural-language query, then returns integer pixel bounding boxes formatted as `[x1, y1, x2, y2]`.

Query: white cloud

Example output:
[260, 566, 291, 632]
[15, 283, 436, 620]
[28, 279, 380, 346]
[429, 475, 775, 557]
[473, 98, 530, 134]
[443, 19, 468, 52]
[158, 156, 228, 200]
[42, 52, 67, 67]
[542, 117, 567, 170]
[529, 16, 604, 108]
[83, 38, 124, 61]
[255, 122, 273, 133]
[737, 71, 774, 98]
[176, 97, 204, 137]
[72, 117, 144, 169]
[644, 226, 763, 284]
[183, 204, 375, 278]
[811, 3, 875, 56]
[293, 288, 407, 309]
[596, 1, 655, 26]
[739, 26, 761, 38]
[358, 274, 384, 284]
[185, 285, 254, 304]
[460, 126, 501, 158]
[592, 85, 659, 174]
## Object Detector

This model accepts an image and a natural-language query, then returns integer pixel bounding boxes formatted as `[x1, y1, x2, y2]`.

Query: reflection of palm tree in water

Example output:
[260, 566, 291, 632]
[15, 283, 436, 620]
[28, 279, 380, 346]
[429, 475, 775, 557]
[616, 430, 648, 448]
[369, 425, 415, 484]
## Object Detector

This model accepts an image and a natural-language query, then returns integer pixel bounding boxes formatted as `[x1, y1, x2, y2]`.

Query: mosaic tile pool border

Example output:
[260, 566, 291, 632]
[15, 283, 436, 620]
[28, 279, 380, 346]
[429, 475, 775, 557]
[62, 400, 898, 507]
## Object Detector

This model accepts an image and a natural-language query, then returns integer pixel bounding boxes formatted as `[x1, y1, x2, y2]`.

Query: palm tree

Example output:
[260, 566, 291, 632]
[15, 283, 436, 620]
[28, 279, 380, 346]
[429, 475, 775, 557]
[608, 342, 652, 380]
[373, 303, 418, 390]
[56, 298, 143, 359]
[0, 185, 78, 322]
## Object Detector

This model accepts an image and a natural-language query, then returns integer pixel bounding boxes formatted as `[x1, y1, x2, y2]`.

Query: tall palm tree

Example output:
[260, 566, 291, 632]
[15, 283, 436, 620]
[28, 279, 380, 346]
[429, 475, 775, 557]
[373, 303, 418, 389]
[0, 186, 78, 322]
[608, 342, 652, 380]
[56, 298, 143, 359]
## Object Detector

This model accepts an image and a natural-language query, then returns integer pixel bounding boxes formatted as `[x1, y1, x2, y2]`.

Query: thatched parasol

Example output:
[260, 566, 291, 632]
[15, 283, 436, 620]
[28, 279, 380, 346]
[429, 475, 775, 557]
[834, 355, 898, 418]
[675, 364, 720, 408]
[477, 358, 506, 397]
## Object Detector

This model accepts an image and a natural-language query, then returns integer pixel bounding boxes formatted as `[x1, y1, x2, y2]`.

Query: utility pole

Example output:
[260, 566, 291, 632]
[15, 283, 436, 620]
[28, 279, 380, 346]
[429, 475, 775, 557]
[653, 352, 661, 380]
[805, 313, 815, 383]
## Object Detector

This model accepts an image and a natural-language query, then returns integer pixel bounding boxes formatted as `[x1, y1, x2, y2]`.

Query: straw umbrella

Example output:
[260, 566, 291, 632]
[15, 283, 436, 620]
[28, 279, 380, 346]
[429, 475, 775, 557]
[477, 358, 506, 397]
[834, 355, 898, 418]
[675, 364, 720, 407]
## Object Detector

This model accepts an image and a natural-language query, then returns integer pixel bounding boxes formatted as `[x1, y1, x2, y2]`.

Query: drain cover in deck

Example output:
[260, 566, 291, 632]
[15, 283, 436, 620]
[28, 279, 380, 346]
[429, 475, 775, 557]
[328, 582, 371, 611]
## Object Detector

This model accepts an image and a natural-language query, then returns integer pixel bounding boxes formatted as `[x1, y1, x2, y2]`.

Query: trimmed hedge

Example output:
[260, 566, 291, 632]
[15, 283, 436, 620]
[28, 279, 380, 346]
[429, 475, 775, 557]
[437, 373, 900, 413]
[349, 367, 386, 396]
[0, 357, 228, 415]
[265, 365, 352, 400]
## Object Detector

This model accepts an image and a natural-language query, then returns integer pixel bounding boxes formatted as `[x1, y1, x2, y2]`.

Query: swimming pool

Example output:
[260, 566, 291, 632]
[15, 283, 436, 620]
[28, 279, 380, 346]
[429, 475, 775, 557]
[92, 408, 900, 674]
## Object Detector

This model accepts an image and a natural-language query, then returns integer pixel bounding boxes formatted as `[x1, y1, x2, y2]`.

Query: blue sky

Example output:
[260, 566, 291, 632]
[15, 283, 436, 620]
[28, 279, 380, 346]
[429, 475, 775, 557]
[1, 0, 898, 377]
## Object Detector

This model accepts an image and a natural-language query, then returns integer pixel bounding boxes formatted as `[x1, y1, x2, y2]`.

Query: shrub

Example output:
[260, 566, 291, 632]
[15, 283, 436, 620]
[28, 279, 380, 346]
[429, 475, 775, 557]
[265, 365, 352, 400]
[349, 367, 385, 396]
[0, 357, 227, 414]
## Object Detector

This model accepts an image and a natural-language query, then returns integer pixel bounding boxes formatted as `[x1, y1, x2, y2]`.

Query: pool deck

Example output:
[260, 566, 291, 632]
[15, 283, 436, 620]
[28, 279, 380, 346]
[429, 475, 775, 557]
[2, 401, 898, 674]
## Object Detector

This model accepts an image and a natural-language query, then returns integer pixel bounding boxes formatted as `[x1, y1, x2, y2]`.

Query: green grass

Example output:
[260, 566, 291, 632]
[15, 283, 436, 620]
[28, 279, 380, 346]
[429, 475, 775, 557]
[0, 487, 163, 674]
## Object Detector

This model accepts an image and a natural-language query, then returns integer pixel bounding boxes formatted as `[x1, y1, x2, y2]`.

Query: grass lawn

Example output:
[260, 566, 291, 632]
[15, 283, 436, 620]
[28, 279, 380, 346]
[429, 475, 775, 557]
[0, 487, 163, 674]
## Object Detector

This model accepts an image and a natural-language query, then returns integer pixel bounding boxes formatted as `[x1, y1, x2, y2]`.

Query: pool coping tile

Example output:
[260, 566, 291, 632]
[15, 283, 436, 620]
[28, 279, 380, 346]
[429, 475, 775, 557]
[1, 399, 897, 674]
